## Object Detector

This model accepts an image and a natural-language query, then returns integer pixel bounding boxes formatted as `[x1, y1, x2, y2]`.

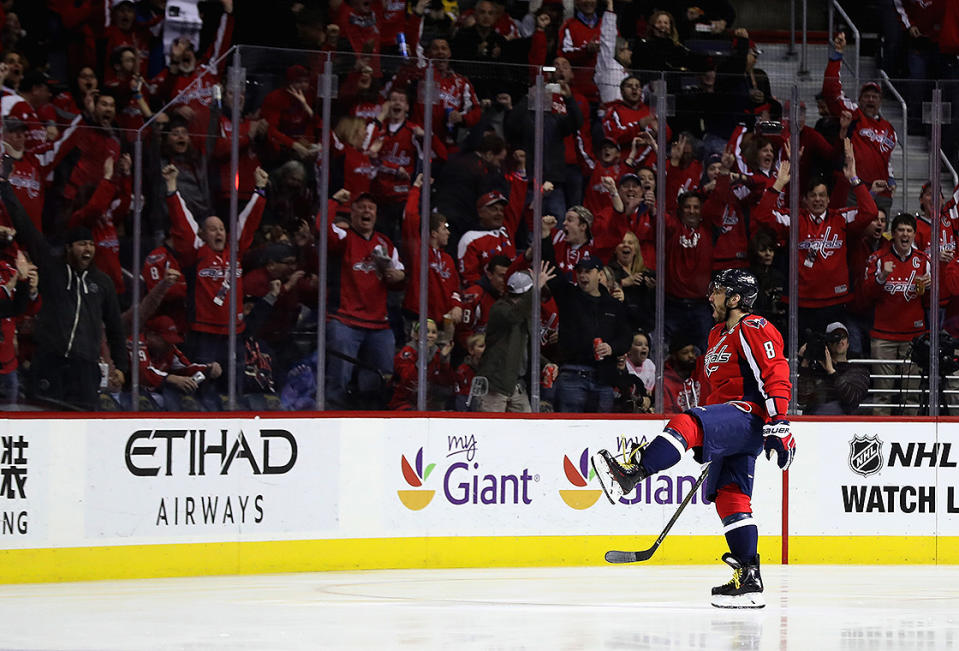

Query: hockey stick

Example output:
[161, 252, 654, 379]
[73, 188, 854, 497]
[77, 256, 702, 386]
[605, 461, 711, 564]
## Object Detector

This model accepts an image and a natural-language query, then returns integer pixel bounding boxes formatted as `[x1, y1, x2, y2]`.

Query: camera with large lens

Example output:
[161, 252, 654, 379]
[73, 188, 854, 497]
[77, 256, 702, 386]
[804, 328, 844, 370]
[911, 332, 959, 376]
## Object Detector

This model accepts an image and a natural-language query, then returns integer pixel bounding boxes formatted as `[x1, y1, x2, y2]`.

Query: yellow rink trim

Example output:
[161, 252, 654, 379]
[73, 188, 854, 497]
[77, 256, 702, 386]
[1, 536, 957, 583]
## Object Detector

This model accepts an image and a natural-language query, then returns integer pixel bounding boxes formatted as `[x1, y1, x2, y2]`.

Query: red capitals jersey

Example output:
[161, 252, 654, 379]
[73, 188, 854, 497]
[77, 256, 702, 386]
[665, 159, 703, 215]
[665, 214, 713, 299]
[583, 160, 624, 216]
[336, 3, 381, 74]
[168, 190, 265, 334]
[7, 100, 48, 152]
[590, 204, 628, 262]
[0, 255, 39, 373]
[822, 57, 897, 204]
[864, 246, 931, 340]
[401, 186, 462, 322]
[550, 228, 595, 281]
[894, 0, 944, 38]
[388, 345, 455, 410]
[702, 174, 751, 270]
[753, 184, 878, 307]
[602, 100, 670, 152]
[701, 315, 791, 420]
[455, 280, 499, 347]
[559, 14, 601, 102]
[129, 334, 210, 390]
[915, 183, 959, 257]
[0, 115, 81, 230]
[261, 87, 317, 144]
[142, 244, 188, 333]
[457, 228, 516, 287]
[372, 119, 422, 203]
[327, 221, 405, 330]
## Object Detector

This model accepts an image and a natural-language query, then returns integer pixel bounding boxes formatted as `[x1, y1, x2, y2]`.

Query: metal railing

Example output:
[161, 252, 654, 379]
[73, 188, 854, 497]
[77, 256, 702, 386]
[828, 0, 860, 85]
[880, 70, 908, 210]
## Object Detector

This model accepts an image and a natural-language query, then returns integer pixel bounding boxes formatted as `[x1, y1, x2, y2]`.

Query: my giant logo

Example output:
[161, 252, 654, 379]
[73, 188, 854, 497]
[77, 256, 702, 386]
[397, 447, 436, 510]
[559, 448, 602, 510]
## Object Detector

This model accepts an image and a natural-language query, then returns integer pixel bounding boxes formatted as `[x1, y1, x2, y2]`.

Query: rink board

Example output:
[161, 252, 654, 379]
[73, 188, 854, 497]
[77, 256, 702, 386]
[0, 414, 955, 582]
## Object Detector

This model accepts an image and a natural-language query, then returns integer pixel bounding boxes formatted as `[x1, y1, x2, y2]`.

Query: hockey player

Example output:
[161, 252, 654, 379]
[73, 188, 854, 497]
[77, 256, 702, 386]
[592, 268, 795, 609]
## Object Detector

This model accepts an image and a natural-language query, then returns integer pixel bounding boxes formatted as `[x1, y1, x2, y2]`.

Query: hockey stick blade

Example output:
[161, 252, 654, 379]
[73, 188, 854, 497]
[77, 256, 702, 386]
[604, 461, 712, 564]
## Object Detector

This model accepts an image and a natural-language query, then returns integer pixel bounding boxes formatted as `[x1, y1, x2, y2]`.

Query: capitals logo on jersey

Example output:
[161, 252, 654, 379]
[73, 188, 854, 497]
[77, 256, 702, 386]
[704, 337, 731, 377]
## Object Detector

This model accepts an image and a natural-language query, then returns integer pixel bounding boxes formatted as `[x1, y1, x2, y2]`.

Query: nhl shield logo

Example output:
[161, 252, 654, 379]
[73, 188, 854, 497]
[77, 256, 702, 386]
[849, 435, 883, 477]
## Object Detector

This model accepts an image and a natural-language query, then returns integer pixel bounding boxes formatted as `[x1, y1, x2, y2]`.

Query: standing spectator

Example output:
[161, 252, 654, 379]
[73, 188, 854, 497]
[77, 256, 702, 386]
[388, 318, 455, 410]
[748, 227, 787, 336]
[593, 0, 630, 106]
[822, 32, 898, 212]
[260, 65, 318, 160]
[61, 89, 122, 207]
[7, 71, 57, 152]
[372, 88, 445, 244]
[142, 231, 189, 334]
[664, 191, 714, 352]
[457, 191, 517, 286]
[752, 148, 879, 338]
[474, 264, 554, 412]
[455, 254, 509, 348]
[864, 212, 931, 414]
[559, 0, 602, 104]
[543, 207, 596, 281]
[67, 154, 132, 295]
[607, 230, 655, 333]
[0, 182, 128, 411]
[402, 175, 463, 330]
[603, 76, 666, 158]
[434, 132, 509, 247]
[0, 115, 80, 233]
[322, 192, 406, 409]
[628, 10, 690, 85]
[702, 150, 752, 271]
[505, 73, 584, 220]
[163, 164, 267, 379]
[545, 256, 633, 413]
[450, 0, 509, 101]
[797, 321, 870, 415]
[0, 242, 39, 406]
[665, 133, 703, 214]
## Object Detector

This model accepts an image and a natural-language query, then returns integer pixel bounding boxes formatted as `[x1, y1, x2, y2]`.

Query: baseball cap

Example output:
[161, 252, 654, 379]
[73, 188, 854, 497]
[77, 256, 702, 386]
[825, 321, 848, 337]
[65, 226, 94, 244]
[286, 64, 311, 83]
[619, 172, 641, 185]
[600, 136, 621, 150]
[146, 315, 184, 344]
[506, 270, 533, 294]
[476, 191, 508, 211]
[2, 117, 27, 132]
[574, 256, 603, 271]
[860, 81, 882, 95]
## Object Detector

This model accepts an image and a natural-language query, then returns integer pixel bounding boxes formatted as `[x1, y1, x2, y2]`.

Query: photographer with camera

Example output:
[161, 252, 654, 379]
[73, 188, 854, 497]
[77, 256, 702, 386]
[797, 322, 869, 415]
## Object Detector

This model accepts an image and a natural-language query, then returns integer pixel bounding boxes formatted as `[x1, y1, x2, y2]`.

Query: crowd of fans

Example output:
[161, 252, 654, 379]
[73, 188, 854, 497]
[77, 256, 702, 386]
[0, 0, 956, 414]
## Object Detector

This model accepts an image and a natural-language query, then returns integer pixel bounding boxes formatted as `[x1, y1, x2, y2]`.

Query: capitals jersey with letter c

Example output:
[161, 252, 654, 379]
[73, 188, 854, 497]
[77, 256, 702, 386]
[701, 315, 791, 421]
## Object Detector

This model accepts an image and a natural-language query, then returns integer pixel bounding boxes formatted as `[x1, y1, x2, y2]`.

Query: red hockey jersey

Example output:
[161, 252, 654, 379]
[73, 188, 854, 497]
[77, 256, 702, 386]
[168, 190, 265, 335]
[753, 184, 878, 307]
[863, 246, 931, 341]
[701, 315, 791, 420]
[402, 186, 463, 322]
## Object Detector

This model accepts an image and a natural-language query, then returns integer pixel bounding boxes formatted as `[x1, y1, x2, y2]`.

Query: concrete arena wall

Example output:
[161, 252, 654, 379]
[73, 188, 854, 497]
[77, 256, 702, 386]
[0, 413, 955, 583]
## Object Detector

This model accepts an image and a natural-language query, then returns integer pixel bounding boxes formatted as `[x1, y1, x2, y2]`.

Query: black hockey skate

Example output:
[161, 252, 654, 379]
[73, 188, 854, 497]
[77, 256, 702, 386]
[591, 443, 649, 504]
[710, 553, 765, 609]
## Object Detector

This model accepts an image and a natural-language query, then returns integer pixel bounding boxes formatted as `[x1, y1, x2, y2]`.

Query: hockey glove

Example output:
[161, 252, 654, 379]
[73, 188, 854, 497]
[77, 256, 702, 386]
[763, 420, 795, 470]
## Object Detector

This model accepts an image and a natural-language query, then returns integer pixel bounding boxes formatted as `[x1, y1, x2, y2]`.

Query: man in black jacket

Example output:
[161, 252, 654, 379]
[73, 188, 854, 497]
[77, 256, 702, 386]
[546, 255, 633, 412]
[0, 181, 128, 410]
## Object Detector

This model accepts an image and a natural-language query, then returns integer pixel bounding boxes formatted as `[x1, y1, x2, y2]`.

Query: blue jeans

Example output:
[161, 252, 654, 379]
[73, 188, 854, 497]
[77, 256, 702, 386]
[555, 365, 614, 413]
[0, 370, 18, 406]
[326, 319, 395, 408]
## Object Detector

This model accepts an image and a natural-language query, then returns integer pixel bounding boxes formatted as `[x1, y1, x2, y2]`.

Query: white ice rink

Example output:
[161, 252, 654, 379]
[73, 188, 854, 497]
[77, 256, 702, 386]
[1, 565, 957, 650]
